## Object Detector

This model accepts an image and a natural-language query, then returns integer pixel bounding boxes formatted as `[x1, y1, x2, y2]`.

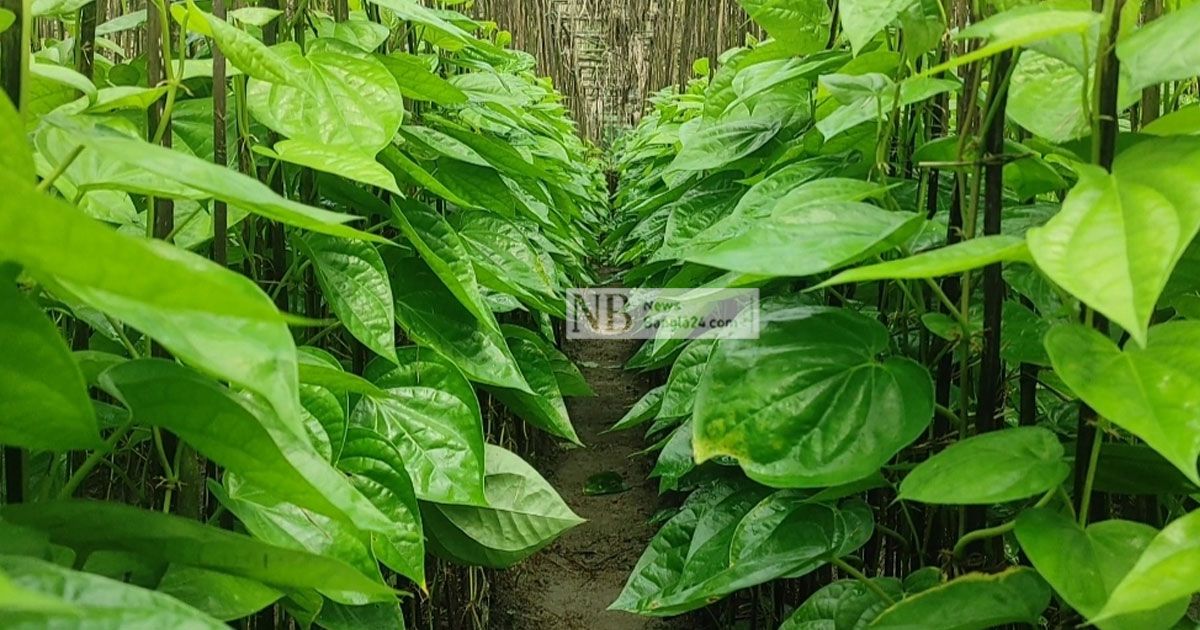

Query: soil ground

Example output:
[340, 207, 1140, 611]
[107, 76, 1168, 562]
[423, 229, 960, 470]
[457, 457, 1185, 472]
[492, 331, 678, 629]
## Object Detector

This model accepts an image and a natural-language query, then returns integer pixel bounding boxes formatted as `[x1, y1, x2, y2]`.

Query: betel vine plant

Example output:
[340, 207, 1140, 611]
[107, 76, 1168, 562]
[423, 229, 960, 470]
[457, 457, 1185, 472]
[0, 0, 605, 626]
[606, 0, 1200, 627]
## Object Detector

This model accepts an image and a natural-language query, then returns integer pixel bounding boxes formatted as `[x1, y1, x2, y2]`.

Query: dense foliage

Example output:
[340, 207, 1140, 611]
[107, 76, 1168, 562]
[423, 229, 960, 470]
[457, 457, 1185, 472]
[0, 0, 604, 626]
[608, 0, 1200, 627]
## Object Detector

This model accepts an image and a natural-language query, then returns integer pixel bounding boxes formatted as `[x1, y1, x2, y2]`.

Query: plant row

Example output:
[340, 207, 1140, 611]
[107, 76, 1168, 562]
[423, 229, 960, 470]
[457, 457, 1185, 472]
[0, 0, 603, 626]
[606, 0, 1200, 627]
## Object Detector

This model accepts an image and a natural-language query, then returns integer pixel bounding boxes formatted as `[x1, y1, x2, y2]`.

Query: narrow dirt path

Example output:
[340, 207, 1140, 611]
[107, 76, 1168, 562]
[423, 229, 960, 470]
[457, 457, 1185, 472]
[494, 333, 675, 629]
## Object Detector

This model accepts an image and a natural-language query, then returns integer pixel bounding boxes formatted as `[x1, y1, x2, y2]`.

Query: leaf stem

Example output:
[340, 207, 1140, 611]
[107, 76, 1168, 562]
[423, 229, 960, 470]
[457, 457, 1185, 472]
[36, 144, 85, 193]
[831, 557, 895, 606]
[58, 420, 134, 499]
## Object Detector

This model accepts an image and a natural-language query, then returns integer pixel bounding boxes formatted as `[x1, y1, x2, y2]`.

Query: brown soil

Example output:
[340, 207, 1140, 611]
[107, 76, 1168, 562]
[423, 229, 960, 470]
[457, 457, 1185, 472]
[492, 333, 678, 629]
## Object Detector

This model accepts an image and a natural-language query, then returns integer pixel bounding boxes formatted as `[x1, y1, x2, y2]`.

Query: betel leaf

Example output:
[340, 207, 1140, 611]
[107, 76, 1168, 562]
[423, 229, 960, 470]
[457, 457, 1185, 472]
[349, 361, 487, 507]
[817, 75, 959, 139]
[1028, 138, 1200, 346]
[870, 567, 1051, 629]
[1116, 2, 1200, 93]
[1045, 322, 1200, 485]
[610, 385, 666, 432]
[388, 198, 498, 331]
[838, 0, 916, 54]
[337, 428, 425, 589]
[666, 114, 782, 174]
[0, 501, 393, 599]
[387, 252, 530, 392]
[686, 203, 923, 278]
[501, 326, 591, 397]
[424, 444, 584, 569]
[694, 307, 933, 488]
[899, 428, 1069, 505]
[1015, 509, 1189, 630]
[657, 338, 714, 419]
[1098, 508, 1200, 621]
[0, 555, 226, 629]
[185, 1, 299, 87]
[819, 235, 1031, 287]
[377, 146, 476, 209]
[156, 566, 282, 622]
[736, 0, 831, 55]
[265, 140, 399, 193]
[612, 482, 871, 616]
[99, 360, 395, 538]
[209, 476, 388, 605]
[376, 53, 467, 104]
[51, 117, 387, 244]
[484, 331, 581, 444]
[610, 479, 771, 615]
[298, 235, 398, 364]
[0, 280, 101, 451]
[0, 170, 303, 433]
[0, 92, 31, 181]
[247, 38, 403, 152]
[454, 212, 565, 317]
[317, 600, 407, 630]
[780, 578, 904, 629]
[926, 5, 1100, 77]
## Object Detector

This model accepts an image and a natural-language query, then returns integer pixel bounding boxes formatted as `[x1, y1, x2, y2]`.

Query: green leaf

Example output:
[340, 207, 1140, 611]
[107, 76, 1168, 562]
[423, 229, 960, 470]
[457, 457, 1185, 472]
[100, 360, 395, 538]
[819, 236, 1031, 287]
[53, 117, 387, 244]
[485, 331, 581, 444]
[818, 75, 959, 139]
[0, 555, 225, 628]
[838, 0, 916, 54]
[1117, 2, 1200, 93]
[388, 198, 498, 331]
[0, 170, 303, 431]
[187, 1, 301, 87]
[265, 140, 398, 193]
[424, 444, 584, 568]
[737, 0, 831, 54]
[338, 428, 426, 589]
[1045, 322, 1200, 485]
[1098, 509, 1200, 621]
[870, 567, 1051, 629]
[209, 476, 389, 605]
[298, 235, 397, 364]
[612, 481, 871, 616]
[501, 326, 591, 397]
[247, 38, 403, 153]
[899, 428, 1069, 505]
[376, 53, 467, 104]
[1027, 144, 1200, 346]
[666, 115, 782, 173]
[1015, 509, 1188, 630]
[658, 338, 714, 419]
[926, 5, 1100, 76]
[377, 146, 476, 209]
[0, 92, 31, 181]
[610, 385, 666, 432]
[0, 280, 101, 451]
[454, 212, 565, 317]
[651, 422, 695, 492]
[387, 253, 530, 391]
[686, 203, 923, 278]
[694, 307, 933, 487]
[0, 500, 394, 599]
[156, 566, 282, 622]
[349, 364, 487, 506]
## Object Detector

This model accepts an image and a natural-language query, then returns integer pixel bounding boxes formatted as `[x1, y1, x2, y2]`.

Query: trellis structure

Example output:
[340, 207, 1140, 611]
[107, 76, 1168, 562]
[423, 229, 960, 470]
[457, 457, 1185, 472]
[474, 0, 758, 143]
